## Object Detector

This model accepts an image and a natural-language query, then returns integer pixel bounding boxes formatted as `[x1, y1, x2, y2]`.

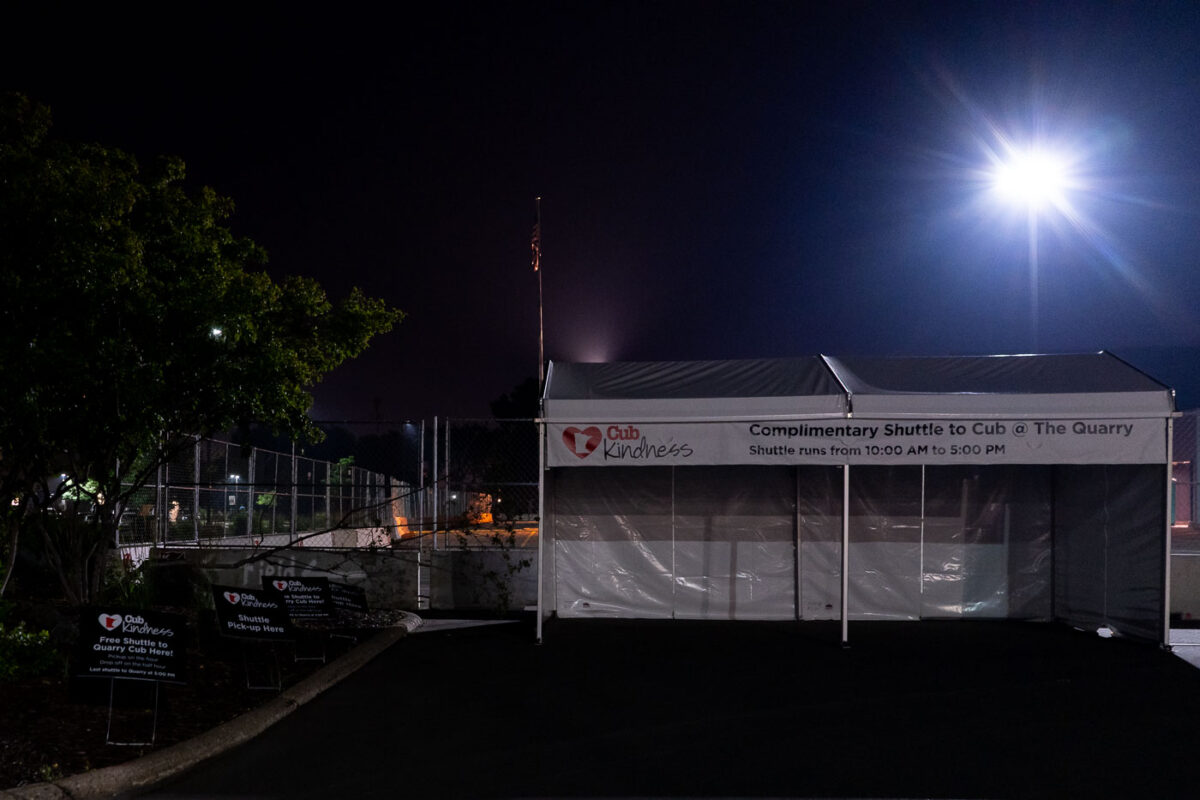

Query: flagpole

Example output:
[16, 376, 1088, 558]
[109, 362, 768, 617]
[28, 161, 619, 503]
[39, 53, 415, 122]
[534, 196, 544, 389]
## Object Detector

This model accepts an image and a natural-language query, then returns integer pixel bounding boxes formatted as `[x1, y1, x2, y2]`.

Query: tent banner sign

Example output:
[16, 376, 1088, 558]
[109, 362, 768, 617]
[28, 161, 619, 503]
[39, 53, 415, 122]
[76, 607, 188, 684]
[549, 418, 1166, 467]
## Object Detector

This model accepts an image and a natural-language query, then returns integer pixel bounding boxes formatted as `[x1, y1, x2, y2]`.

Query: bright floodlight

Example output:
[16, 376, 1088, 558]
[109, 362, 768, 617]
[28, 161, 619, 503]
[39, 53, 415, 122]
[990, 148, 1069, 211]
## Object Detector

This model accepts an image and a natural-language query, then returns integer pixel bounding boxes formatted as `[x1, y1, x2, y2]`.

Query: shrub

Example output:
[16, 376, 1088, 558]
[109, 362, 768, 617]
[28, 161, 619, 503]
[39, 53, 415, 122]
[0, 620, 63, 681]
[100, 557, 152, 608]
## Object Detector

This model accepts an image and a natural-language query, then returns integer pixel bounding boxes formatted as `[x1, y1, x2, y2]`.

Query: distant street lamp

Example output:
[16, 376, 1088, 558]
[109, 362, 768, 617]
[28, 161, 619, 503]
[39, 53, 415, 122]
[988, 145, 1073, 351]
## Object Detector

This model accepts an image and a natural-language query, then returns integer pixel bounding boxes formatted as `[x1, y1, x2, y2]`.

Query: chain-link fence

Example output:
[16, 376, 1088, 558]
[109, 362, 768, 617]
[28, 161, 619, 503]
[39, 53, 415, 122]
[434, 418, 539, 549]
[326, 418, 540, 549]
[117, 418, 541, 552]
[443, 418, 538, 518]
[117, 436, 414, 547]
[308, 418, 538, 546]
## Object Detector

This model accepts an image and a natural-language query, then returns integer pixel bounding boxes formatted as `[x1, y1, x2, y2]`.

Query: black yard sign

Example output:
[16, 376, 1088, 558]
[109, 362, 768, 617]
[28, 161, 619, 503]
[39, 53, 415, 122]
[212, 585, 293, 640]
[262, 575, 333, 619]
[330, 581, 370, 615]
[76, 607, 188, 684]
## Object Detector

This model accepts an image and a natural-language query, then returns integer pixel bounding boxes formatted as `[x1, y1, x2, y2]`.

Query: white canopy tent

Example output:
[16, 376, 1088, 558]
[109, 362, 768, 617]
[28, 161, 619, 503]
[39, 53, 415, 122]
[536, 353, 1175, 645]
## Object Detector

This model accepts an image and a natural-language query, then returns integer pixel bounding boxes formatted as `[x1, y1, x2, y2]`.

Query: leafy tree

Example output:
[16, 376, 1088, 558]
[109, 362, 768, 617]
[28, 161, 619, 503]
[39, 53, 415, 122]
[0, 93, 403, 604]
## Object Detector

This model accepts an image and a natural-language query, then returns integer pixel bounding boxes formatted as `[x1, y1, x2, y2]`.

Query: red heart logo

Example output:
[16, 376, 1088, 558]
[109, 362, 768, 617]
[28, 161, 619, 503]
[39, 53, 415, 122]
[563, 426, 602, 459]
[273, 580, 288, 591]
[224, 591, 240, 605]
[99, 613, 122, 630]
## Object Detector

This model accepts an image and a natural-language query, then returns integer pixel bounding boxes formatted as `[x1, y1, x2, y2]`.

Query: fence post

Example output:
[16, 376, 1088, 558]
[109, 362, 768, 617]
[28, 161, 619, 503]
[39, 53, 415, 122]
[247, 447, 256, 540]
[271, 453, 279, 536]
[390, 477, 400, 542]
[439, 417, 444, 546]
[162, 453, 170, 544]
[291, 442, 298, 543]
[369, 469, 377, 541]
[155, 461, 165, 546]
[419, 419, 426, 543]
[223, 442, 230, 539]
[445, 419, 452, 547]
[193, 437, 200, 543]
[114, 457, 121, 547]
[353, 466, 361, 528]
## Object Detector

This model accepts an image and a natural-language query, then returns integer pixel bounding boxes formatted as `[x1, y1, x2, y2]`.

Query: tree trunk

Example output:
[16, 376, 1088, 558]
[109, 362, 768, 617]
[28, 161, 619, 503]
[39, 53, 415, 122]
[0, 519, 18, 599]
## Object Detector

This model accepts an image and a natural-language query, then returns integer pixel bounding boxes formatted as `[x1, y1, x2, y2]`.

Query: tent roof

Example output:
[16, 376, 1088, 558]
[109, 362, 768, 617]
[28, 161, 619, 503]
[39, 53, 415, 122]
[542, 353, 1174, 422]
[825, 352, 1174, 418]
[542, 358, 847, 421]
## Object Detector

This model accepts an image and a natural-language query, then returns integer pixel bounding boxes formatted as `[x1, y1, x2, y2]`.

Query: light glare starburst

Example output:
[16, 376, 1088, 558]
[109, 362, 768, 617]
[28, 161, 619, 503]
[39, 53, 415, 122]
[988, 148, 1071, 211]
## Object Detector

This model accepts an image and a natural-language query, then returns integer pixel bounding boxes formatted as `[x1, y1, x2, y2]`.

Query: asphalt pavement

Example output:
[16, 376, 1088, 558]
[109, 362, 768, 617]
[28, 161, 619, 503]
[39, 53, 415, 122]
[117, 615, 1200, 799]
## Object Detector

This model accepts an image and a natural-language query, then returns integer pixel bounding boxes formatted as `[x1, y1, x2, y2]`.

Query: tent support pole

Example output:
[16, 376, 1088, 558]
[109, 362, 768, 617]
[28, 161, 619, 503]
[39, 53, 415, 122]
[1164, 416, 1175, 648]
[793, 468, 801, 623]
[439, 419, 444, 551]
[841, 463, 850, 648]
[536, 418, 547, 644]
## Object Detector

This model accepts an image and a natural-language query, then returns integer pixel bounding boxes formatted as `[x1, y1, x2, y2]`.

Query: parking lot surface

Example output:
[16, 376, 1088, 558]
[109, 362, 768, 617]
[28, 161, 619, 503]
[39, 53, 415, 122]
[135, 616, 1200, 799]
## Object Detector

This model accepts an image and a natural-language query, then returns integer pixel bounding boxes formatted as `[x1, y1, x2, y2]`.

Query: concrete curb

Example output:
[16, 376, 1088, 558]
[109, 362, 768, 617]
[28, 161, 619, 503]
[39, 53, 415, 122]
[1, 612, 423, 800]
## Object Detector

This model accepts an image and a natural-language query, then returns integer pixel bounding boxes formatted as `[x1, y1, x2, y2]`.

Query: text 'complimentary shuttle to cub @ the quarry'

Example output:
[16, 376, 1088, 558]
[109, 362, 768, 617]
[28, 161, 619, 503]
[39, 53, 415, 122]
[548, 419, 1165, 467]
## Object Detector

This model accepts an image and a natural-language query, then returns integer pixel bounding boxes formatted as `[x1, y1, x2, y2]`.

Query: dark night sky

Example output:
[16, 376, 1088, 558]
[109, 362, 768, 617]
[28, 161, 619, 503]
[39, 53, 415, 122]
[5, 1, 1200, 420]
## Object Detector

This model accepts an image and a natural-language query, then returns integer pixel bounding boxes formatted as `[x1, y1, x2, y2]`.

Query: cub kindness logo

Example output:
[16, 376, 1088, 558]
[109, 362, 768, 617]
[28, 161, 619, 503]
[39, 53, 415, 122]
[562, 426, 602, 458]
[562, 424, 694, 462]
[97, 612, 175, 637]
[221, 590, 279, 610]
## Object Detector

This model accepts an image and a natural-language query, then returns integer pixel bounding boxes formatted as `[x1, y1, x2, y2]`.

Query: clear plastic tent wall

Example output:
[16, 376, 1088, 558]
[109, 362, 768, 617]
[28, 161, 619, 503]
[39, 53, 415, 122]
[539, 354, 1174, 642]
